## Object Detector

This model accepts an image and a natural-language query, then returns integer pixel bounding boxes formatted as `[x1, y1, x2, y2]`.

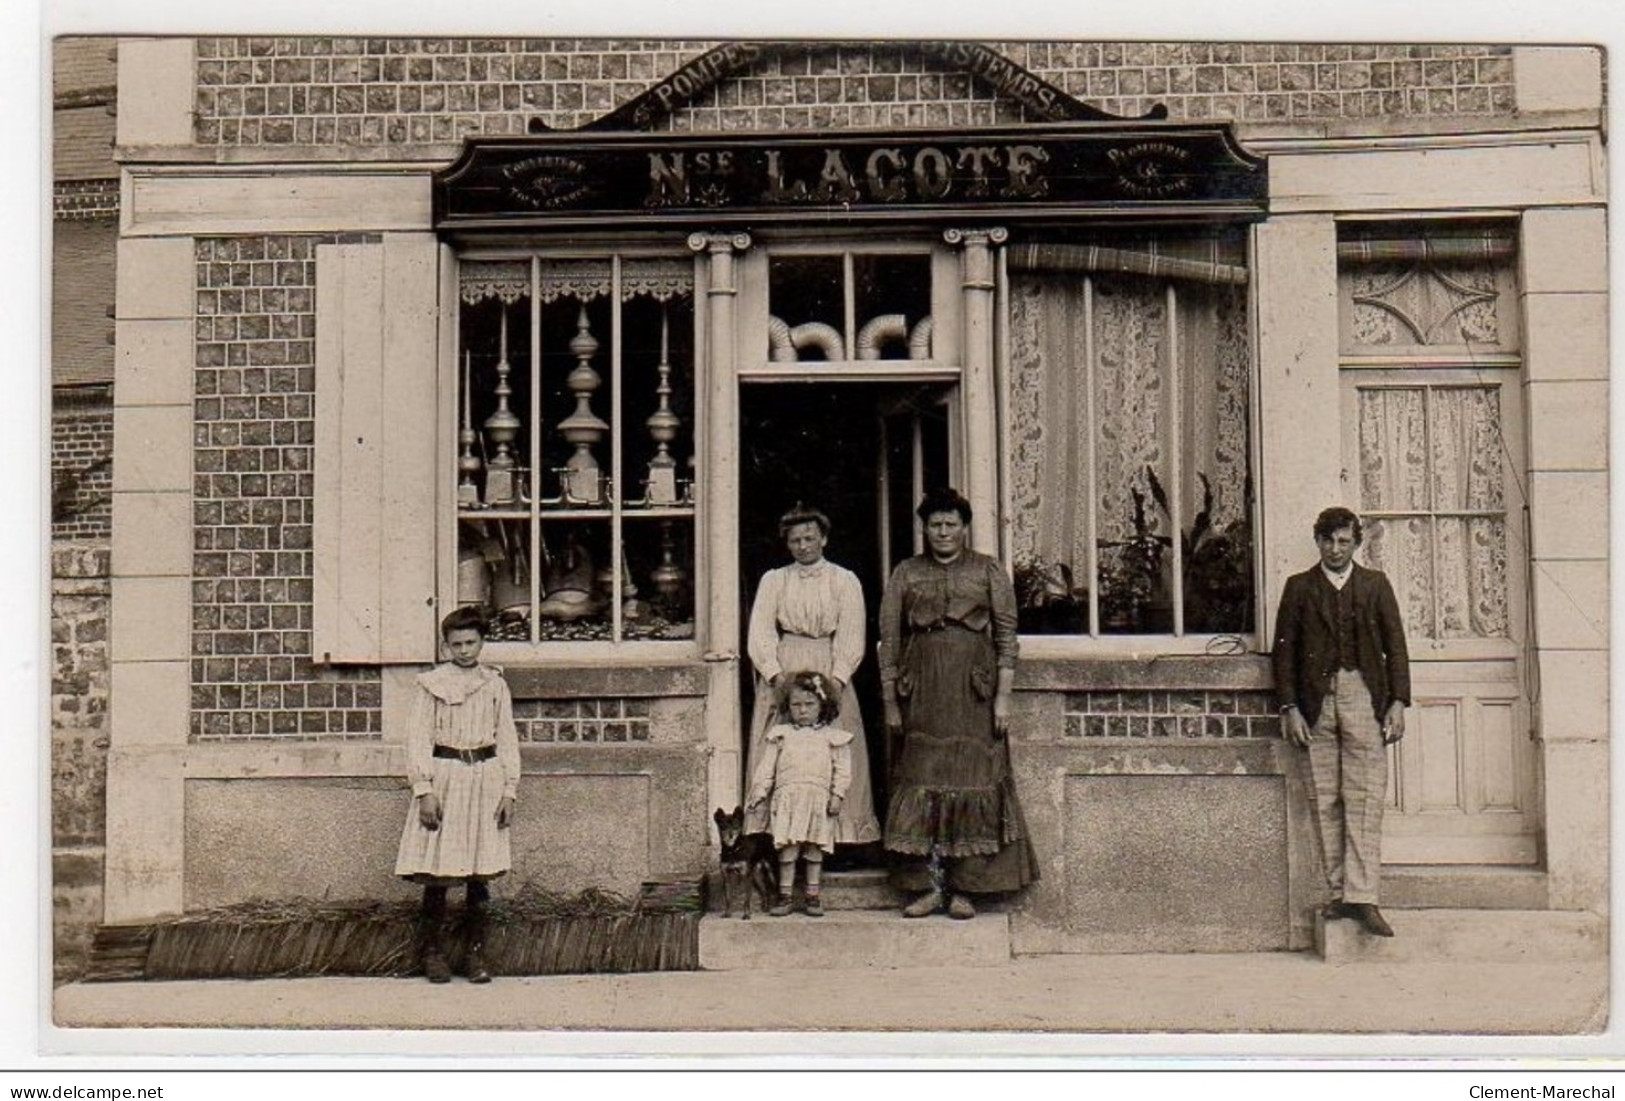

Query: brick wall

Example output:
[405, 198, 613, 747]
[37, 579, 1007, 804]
[192, 235, 382, 741]
[53, 216, 117, 389]
[54, 180, 119, 220]
[52, 544, 110, 984]
[54, 36, 116, 99]
[51, 390, 113, 541]
[1065, 689, 1281, 740]
[192, 39, 1517, 148]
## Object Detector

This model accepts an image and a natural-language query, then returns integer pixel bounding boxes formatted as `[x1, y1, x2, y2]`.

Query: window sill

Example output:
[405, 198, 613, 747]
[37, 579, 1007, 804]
[483, 642, 709, 699]
[1014, 648, 1273, 693]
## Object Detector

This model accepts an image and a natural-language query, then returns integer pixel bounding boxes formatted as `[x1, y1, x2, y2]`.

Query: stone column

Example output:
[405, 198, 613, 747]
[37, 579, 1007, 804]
[943, 226, 1006, 556]
[1251, 214, 1340, 950]
[1252, 215, 1341, 639]
[1520, 206, 1609, 914]
[688, 231, 751, 813]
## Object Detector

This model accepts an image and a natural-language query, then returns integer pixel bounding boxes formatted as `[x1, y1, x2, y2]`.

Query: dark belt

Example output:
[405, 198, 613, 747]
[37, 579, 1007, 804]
[433, 744, 497, 764]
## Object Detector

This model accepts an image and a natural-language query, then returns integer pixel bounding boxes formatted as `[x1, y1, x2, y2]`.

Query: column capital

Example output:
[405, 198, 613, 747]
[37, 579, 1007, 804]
[942, 226, 1009, 249]
[687, 231, 753, 255]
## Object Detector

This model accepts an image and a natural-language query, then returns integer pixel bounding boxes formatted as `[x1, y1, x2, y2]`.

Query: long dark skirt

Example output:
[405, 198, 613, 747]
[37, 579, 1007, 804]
[884, 625, 1038, 895]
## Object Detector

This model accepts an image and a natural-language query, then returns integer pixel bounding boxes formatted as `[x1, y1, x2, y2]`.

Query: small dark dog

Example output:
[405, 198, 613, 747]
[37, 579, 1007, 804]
[713, 805, 777, 920]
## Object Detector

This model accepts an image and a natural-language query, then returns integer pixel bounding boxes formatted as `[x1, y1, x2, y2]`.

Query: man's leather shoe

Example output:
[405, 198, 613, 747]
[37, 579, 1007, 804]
[1348, 903, 1395, 937]
[1321, 900, 1354, 920]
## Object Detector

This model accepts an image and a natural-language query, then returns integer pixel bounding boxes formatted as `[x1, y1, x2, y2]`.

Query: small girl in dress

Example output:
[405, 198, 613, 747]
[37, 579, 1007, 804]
[745, 670, 853, 917]
[395, 607, 520, 983]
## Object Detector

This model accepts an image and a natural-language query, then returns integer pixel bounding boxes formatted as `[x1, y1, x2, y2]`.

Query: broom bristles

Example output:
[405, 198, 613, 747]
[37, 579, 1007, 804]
[93, 884, 703, 981]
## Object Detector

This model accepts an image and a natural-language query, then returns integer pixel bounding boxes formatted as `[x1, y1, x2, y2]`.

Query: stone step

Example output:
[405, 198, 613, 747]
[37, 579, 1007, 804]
[1381, 865, 1548, 910]
[704, 867, 905, 914]
[699, 909, 1013, 971]
[1316, 908, 1605, 963]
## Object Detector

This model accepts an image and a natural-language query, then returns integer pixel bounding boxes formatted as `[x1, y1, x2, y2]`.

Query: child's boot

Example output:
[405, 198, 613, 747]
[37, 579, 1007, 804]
[463, 882, 492, 984]
[804, 852, 825, 916]
[418, 886, 452, 984]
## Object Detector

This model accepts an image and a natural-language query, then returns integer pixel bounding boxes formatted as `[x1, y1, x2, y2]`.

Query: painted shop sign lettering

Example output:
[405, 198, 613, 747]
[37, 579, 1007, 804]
[435, 125, 1266, 227]
[644, 144, 1052, 207]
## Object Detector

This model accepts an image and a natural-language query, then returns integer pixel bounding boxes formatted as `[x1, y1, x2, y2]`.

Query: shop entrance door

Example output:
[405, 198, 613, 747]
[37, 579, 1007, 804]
[739, 382, 954, 859]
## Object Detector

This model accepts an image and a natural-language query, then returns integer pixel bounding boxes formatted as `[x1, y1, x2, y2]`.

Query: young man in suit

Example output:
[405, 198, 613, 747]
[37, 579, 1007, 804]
[1273, 506, 1411, 937]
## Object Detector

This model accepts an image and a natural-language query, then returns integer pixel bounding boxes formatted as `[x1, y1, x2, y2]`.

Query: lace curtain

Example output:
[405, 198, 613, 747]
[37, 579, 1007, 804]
[1357, 386, 1508, 639]
[459, 258, 693, 304]
[1008, 270, 1250, 613]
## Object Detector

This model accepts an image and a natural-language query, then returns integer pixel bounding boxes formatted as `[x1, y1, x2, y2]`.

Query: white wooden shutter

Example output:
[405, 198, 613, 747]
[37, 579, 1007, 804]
[313, 234, 440, 664]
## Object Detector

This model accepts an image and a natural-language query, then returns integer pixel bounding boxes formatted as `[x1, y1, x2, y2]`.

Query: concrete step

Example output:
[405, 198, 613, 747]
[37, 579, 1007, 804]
[1316, 908, 1605, 964]
[699, 909, 1013, 971]
[704, 867, 905, 914]
[819, 869, 907, 911]
[1382, 865, 1548, 910]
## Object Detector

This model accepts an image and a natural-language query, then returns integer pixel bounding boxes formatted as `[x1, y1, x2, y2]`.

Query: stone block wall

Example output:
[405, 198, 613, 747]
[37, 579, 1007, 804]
[514, 698, 654, 743]
[192, 234, 382, 742]
[52, 545, 110, 983]
[191, 39, 1517, 149]
[1065, 689, 1281, 740]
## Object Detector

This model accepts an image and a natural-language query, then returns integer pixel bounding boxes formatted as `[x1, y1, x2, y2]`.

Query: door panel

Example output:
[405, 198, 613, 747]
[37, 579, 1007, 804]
[1341, 367, 1536, 866]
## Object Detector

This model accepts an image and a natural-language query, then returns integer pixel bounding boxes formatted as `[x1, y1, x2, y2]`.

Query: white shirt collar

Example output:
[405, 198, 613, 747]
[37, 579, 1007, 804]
[1321, 562, 1353, 590]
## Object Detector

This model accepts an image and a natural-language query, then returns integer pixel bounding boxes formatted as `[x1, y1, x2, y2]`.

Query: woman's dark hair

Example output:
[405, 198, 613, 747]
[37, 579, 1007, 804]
[916, 486, 973, 525]
[1313, 506, 1363, 544]
[780, 670, 842, 726]
[441, 605, 488, 639]
[778, 503, 831, 539]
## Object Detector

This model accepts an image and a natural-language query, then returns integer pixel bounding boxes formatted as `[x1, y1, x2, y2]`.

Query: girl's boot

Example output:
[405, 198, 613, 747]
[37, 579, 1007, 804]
[419, 886, 452, 984]
[464, 880, 492, 984]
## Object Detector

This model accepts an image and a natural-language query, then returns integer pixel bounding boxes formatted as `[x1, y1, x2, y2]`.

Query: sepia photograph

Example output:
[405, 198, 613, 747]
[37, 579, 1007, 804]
[31, 3, 1614, 1062]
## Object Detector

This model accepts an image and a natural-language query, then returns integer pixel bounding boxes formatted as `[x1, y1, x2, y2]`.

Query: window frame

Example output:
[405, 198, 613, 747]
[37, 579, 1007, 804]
[440, 243, 705, 667]
[1001, 244, 1264, 654]
[1337, 365, 1526, 663]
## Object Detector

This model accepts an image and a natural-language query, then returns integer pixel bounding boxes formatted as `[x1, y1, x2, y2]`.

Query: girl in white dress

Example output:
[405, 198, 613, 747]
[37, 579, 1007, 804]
[746, 672, 853, 917]
[395, 607, 520, 983]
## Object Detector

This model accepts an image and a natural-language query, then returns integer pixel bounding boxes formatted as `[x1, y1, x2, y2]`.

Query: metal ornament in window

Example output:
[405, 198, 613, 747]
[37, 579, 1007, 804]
[457, 350, 482, 507]
[482, 306, 522, 506]
[650, 519, 689, 614]
[644, 305, 681, 506]
[558, 306, 609, 505]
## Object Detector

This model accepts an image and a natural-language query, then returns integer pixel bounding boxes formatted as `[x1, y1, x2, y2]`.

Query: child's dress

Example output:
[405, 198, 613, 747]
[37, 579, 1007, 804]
[395, 662, 521, 882]
[746, 722, 854, 853]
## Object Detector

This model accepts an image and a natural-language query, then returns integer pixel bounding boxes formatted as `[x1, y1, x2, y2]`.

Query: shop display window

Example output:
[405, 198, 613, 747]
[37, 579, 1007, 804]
[454, 254, 696, 646]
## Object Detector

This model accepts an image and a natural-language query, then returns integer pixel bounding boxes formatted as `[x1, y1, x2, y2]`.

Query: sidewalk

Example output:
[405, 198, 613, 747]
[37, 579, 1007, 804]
[50, 951, 1610, 1056]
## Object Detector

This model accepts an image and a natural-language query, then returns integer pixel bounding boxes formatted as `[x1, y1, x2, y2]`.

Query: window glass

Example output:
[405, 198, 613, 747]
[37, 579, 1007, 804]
[1007, 235, 1254, 637]
[455, 255, 696, 645]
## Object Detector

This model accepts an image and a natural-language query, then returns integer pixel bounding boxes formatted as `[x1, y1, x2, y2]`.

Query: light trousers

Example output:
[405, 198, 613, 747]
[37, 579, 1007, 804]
[1305, 669, 1389, 905]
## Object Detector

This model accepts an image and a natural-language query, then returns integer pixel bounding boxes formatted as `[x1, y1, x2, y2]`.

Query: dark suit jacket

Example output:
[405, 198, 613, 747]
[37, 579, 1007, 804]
[1272, 562, 1411, 727]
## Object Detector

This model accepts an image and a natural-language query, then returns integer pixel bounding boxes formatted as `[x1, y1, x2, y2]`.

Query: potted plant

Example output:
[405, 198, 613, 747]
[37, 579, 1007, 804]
[1014, 555, 1086, 635]
[1147, 468, 1255, 634]
[1097, 483, 1171, 633]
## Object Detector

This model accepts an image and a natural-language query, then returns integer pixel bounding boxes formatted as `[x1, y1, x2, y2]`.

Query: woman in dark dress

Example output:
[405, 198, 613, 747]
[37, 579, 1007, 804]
[879, 487, 1039, 919]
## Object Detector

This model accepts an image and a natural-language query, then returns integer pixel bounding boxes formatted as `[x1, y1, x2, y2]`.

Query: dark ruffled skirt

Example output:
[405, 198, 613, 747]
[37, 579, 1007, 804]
[883, 625, 1038, 895]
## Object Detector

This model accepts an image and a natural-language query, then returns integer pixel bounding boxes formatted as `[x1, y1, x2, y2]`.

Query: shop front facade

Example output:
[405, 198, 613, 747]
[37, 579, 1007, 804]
[96, 38, 1606, 957]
